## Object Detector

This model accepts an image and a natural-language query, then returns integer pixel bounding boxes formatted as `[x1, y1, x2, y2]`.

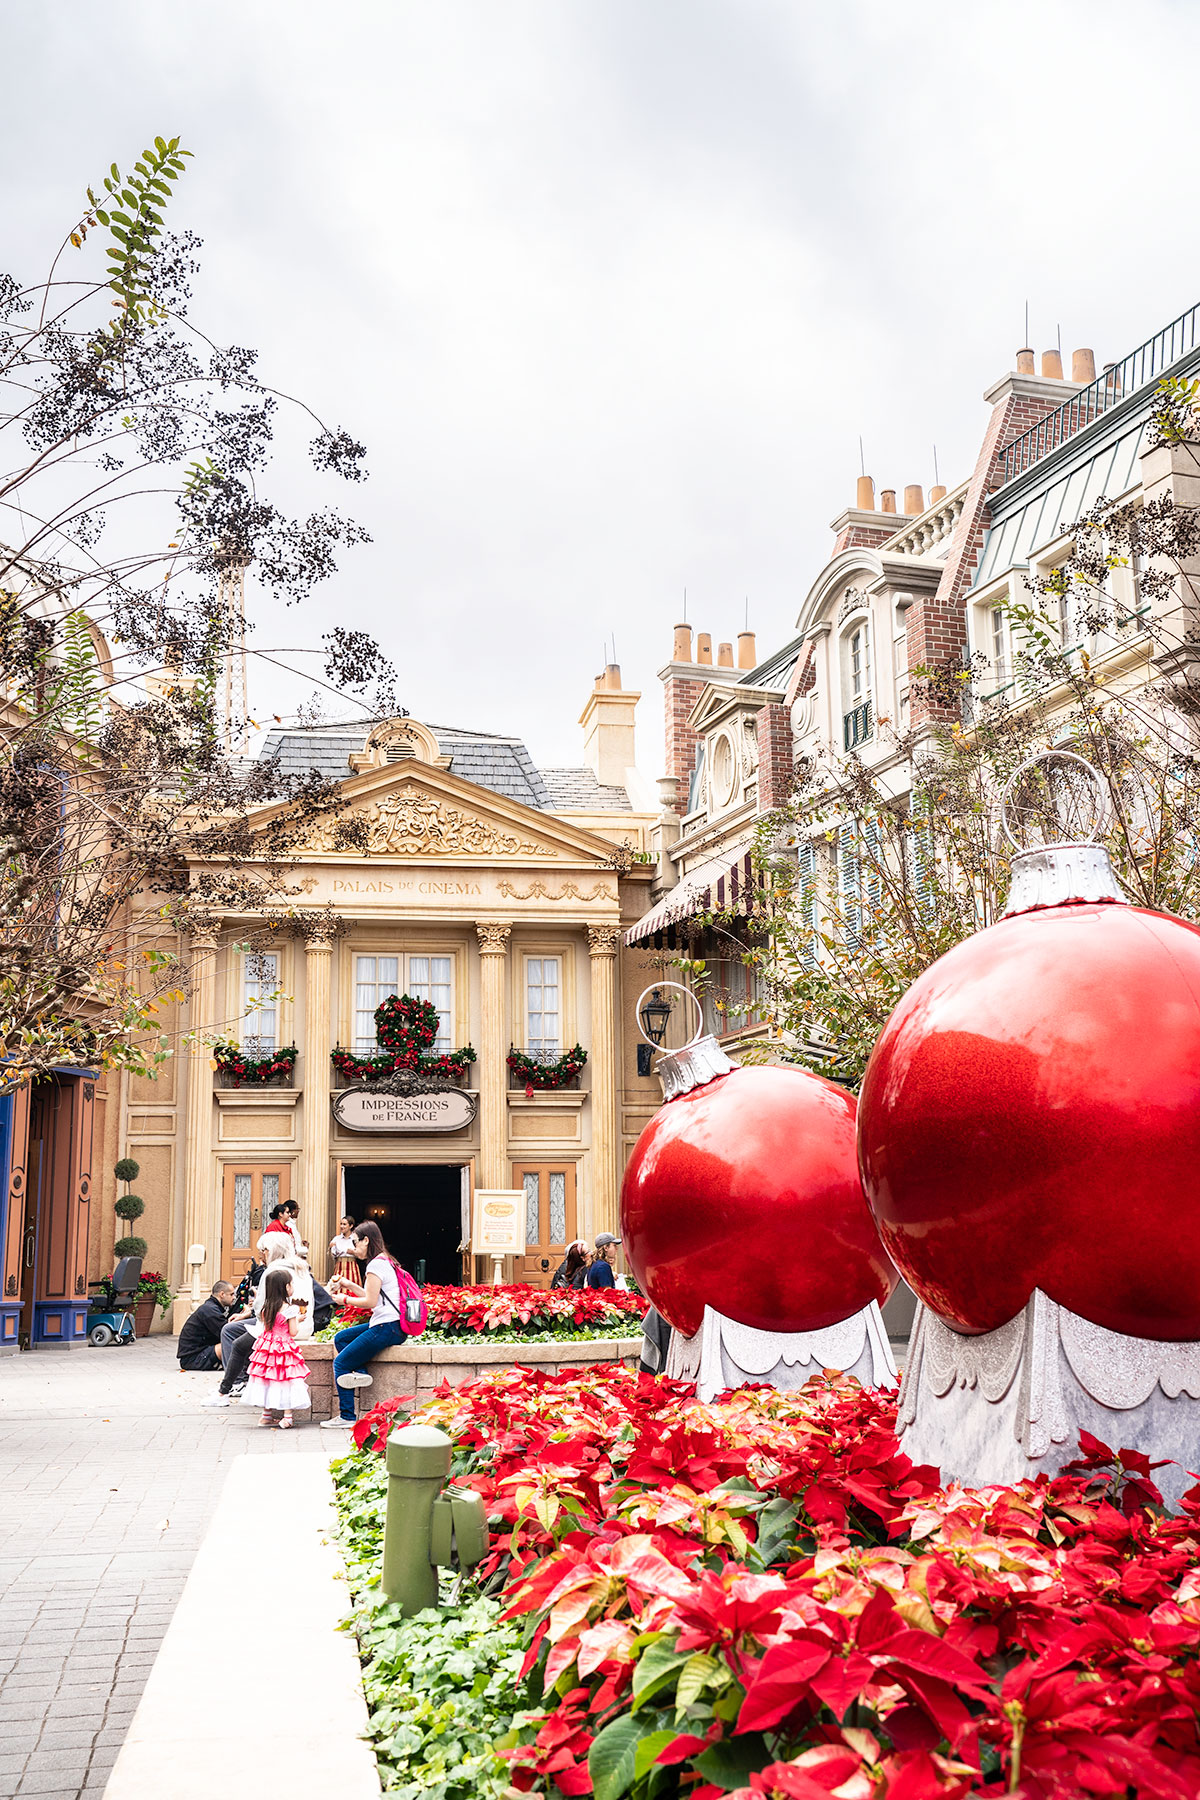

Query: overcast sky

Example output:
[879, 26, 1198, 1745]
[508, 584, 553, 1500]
[5, 0, 1200, 774]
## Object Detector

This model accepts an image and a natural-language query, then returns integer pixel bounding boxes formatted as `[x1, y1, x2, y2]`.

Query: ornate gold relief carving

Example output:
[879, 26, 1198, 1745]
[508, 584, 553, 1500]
[586, 923, 622, 957]
[305, 792, 554, 859]
[476, 922, 512, 954]
[497, 880, 611, 902]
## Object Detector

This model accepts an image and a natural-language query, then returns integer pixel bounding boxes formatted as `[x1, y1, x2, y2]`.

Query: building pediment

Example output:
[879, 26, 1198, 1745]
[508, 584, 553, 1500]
[244, 760, 624, 867]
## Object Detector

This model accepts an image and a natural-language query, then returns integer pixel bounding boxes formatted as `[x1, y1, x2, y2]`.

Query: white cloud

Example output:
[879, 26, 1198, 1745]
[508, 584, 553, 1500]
[4, 0, 1198, 769]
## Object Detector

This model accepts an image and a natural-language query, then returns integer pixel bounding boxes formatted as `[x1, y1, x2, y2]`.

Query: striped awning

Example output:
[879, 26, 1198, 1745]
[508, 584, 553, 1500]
[624, 848, 755, 946]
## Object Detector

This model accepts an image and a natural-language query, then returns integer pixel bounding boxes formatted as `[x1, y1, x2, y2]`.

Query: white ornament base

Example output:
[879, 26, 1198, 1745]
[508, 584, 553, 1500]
[665, 1301, 897, 1403]
[899, 1288, 1200, 1510]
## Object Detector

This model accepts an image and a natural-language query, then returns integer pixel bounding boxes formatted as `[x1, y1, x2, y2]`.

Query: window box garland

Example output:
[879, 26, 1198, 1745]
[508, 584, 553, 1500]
[332, 1045, 476, 1085]
[333, 993, 476, 1086]
[213, 1042, 298, 1088]
[506, 1044, 588, 1098]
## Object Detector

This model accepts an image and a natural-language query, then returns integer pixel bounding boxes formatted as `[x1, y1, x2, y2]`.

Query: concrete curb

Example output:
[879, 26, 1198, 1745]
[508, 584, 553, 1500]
[104, 1451, 380, 1797]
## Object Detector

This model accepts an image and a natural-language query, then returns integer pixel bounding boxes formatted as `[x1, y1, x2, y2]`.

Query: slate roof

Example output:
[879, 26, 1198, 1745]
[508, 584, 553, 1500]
[541, 768, 633, 811]
[252, 719, 625, 815]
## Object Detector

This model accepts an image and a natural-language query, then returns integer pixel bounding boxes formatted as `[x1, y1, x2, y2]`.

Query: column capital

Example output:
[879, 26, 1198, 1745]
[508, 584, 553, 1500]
[303, 932, 336, 955]
[186, 917, 221, 950]
[476, 922, 512, 955]
[586, 922, 621, 958]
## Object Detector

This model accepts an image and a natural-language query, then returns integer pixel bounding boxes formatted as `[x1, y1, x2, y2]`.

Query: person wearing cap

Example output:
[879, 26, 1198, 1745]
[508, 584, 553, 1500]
[587, 1233, 620, 1289]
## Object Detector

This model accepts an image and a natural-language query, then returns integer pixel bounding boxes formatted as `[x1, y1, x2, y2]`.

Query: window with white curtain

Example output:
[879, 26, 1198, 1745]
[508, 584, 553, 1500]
[353, 953, 453, 1051]
[241, 951, 279, 1052]
[526, 956, 561, 1052]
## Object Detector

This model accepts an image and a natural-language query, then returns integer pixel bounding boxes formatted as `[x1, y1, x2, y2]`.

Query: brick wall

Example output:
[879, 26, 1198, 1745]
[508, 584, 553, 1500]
[756, 702, 793, 811]
[908, 385, 1067, 728]
[664, 671, 707, 814]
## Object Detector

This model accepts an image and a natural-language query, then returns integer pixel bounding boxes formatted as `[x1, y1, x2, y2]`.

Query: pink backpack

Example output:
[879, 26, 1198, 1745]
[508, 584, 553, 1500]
[388, 1258, 427, 1337]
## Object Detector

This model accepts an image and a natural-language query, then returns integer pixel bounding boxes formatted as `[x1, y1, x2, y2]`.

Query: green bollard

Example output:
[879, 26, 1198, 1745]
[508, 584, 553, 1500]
[382, 1423, 452, 1614]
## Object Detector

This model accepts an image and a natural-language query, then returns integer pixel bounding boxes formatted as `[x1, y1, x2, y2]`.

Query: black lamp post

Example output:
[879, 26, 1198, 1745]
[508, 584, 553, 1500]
[639, 987, 672, 1047]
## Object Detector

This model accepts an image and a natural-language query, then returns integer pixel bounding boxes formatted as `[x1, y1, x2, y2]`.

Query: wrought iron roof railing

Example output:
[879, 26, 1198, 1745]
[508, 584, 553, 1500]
[999, 302, 1200, 486]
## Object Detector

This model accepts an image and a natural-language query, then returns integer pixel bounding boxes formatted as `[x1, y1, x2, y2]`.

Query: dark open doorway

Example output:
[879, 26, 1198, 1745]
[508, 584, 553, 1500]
[343, 1164, 463, 1286]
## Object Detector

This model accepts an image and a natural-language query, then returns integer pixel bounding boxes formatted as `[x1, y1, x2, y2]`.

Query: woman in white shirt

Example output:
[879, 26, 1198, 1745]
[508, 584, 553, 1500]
[328, 1216, 360, 1286]
[321, 1220, 410, 1428]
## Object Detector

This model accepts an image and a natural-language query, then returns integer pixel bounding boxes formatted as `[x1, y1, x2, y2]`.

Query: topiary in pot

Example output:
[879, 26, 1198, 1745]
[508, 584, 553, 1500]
[114, 1194, 145, 1222]
[113, 1157, 140, 1183]
[115, 1235, 148, 1259]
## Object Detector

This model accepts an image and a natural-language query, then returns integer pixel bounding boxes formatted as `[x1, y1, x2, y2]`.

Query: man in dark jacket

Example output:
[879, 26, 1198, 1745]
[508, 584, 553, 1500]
[177, 1282, 235, 1370]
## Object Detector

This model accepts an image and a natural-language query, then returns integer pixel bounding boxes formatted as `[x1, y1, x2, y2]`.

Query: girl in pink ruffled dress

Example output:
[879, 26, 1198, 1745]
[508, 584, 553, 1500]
[242, 1267, 310, 1428]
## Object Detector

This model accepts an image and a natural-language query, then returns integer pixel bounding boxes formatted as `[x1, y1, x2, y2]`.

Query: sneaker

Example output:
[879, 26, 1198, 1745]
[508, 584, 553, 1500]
[335, 1370, 373, 1390]
[320, 1416, 354, 1429]
[201, 1393, 232, 1408]
[230, 1383, 246, 1396]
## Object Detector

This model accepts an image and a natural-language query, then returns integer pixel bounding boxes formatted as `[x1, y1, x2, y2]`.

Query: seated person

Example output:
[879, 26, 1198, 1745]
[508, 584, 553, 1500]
[586, 1233, 620, 1289]
[178, 1281, 235, 1370]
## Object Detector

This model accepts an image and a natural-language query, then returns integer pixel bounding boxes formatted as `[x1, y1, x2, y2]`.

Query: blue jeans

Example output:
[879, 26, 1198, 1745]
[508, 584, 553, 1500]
[333, 1321, 404, 1421]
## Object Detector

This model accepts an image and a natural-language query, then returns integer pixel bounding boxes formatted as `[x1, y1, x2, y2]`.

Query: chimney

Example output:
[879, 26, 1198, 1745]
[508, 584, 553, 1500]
[737, 630, 757, 670]
[903, 484, 924, 516]
[1016, 348, 1035, 374]
[662, 621, 706, 817]
[717, 642, 734, 668]
[1041, 348, 1063, 380]
[696, 633, 713, 665]
[672, 622, 693, 662]
[1072, 347, 1096, 383]
[880, 489, 897, 514]
[580, 663, 640, 789]
[856, 474, 876, 511]
[929, 484, 947, 505]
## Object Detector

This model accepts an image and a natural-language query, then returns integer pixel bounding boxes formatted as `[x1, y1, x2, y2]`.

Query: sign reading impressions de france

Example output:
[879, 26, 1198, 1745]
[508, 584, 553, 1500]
[332, 1086, 478, 1134]
[472, 1189, 527, 1258]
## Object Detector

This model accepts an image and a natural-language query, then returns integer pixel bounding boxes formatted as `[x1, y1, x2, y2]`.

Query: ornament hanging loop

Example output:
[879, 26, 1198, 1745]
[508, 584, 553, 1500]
[999, 751, 1124, 918]
[1000, 750, 1110, 852]
[634, 981, 704, 1052]
[635, 982, 735, 1100]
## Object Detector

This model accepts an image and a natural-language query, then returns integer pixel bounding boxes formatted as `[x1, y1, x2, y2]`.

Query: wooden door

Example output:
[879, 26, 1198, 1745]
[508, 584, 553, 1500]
[514, 1164, 577, 1288]
[221, 1164, 291, 1284]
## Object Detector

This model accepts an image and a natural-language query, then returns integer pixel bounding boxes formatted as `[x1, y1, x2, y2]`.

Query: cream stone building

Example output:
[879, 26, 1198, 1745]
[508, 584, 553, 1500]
[119, 668, 664, 1305]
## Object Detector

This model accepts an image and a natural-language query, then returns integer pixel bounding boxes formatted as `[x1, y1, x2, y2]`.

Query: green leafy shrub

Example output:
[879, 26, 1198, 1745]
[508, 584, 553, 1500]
[113, 1157, 140, 1183]
[114, 1235, 148, 1258]
[114, 1193, 145, 1221]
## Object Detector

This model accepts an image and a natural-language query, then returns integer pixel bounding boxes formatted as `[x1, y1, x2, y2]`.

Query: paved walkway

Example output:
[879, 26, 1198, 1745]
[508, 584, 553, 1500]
[0, 1336, 330, 1800]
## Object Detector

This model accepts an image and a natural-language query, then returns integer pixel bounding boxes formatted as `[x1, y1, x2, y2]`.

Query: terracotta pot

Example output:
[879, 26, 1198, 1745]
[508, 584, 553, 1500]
[134, 1298, 156, 1338]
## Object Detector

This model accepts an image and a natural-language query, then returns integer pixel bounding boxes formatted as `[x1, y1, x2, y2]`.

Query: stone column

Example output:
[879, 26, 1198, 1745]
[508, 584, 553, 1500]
[176, 921, 219, 1328]
[300, 931, 335, 1260]
[475, 923, 511, 1191]
[587, 924, 622, 1237]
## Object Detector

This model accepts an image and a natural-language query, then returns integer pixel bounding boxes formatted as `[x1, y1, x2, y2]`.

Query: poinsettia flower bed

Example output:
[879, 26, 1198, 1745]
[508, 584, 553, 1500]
[333, 1364, 1200, 1799]
[315, 1283, 647, 1344]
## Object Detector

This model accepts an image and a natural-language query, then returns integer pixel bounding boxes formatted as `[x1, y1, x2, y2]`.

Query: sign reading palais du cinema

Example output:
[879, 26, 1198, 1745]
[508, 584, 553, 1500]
[332, 1087, 477, 1134]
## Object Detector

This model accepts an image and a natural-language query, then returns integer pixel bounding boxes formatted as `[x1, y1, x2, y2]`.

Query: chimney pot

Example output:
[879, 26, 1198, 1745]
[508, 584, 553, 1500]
[903, 484, 924, 516]
[604, 662, 622, 690]
[1016, 348, 1035, 375]
[880, 488, 897, 514]
[737, 630, 756, 670]
[696, 633, 713, 665]
[1041, 349, 1064, 380]
[1071, 347, 1096, 383]
[717, 642, 734, 668]
[930, 484, 947, 505]
[856, 474, 876, 511]
[672, 622, 693, 663]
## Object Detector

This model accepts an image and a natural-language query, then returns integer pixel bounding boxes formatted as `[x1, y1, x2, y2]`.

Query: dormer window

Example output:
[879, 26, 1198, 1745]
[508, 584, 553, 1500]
[840, 619, 873, 751]
[348, 717, 449, 773]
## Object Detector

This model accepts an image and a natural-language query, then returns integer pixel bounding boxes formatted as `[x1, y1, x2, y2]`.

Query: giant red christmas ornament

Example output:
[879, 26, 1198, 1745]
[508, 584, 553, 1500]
[859, 873, 1200, 1343]
[621, 1052, 896, 1338]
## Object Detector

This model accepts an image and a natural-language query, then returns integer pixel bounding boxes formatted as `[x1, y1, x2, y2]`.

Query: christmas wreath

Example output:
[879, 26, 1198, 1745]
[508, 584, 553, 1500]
[213, 1042, 297, 1086]
[332, 993, 476, 1084]
[507, 1043, 587, 1099]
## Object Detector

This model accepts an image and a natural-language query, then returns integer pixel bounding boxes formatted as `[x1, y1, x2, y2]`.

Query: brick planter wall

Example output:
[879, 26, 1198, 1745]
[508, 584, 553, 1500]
[305, 1336, 643, 1420]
